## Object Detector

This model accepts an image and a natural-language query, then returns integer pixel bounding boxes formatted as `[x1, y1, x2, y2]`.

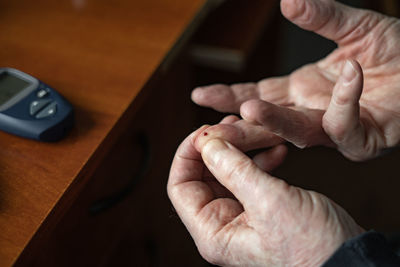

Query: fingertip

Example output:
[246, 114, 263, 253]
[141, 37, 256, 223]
[194, 123, 248, 153]
[241, 100, 280, 131]
[280, 0, 305, 21]
[192, 84, 238, 112]
[193, 125, 211, 152]
[191, 87, 205, 104]
[344, 59, 363, 82]
[240, 99, 267, 124]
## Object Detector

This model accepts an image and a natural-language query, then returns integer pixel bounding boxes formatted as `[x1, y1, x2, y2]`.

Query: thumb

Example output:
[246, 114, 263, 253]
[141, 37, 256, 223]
[322, 59, 365, 160]
[201, 138, 287, 214]
[280, 0, 381, 44]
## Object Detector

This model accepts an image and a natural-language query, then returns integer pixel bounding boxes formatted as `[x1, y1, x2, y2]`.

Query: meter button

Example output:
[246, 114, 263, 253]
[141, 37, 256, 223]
[30, 99, 52, 116]
[36, 102, 57, 119]
[37, 89, 49, 98]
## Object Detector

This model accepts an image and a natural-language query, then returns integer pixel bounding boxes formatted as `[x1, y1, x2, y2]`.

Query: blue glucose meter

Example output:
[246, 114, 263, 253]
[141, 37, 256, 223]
[0, 68, 73, 141]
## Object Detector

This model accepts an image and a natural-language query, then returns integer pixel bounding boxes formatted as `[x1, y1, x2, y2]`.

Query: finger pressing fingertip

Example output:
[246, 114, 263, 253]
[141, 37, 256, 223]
[201, 138, 230, 167]
[194, 123, 248, 153]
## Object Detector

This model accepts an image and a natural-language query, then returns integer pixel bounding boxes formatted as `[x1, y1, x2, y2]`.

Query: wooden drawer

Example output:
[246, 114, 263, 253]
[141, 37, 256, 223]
[22, 56, 208, 267]
[25, 98, 162, 266]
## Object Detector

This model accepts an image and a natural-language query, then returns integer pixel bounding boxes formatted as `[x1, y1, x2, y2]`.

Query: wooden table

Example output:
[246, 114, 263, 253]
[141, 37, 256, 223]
[0, 1, 216, 265]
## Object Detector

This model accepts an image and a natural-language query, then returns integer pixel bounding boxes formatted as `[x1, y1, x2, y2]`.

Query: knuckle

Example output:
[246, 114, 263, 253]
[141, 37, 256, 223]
[230, 158, 255, 181]
[333, 90, 352, 106]
[260, 179, 292, 215]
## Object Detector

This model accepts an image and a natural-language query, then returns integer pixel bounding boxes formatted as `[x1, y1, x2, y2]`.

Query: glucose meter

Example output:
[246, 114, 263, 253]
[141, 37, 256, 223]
[0, 68, 73, 141]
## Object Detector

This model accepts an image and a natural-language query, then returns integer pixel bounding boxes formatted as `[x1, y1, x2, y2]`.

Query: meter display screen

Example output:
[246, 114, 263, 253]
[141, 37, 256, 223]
[0, 72, 30, 106]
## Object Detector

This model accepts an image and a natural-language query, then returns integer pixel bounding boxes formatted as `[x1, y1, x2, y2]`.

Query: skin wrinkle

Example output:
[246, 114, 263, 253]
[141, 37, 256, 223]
[169, 183, 211, 230]
[364, 22, 397, 67]
[373, 20, 400, 65]
[346, 19, 400, 68]
[169, 160, 203, 187]
[307, 1, 335, 35]
[323, 15, 388, 66]
[288, 65, 333, 108]
[363, 67, 400, 82]
[318, 65, 340, 84]
[224, 154, 256, 198]
[359, 104, 393, 145]
[290, 193, 335, 266]
[386, 118, 400, 147]
[336, 10, 379, 45]
[337, 120, 371, 160]
[265, 198, 295, 264]
[213, 220, 260, 266]
[302, 111, 325, 147]
[198, 202, 240, 253]
[256, 77, 293, 107]
[214, 215, 245, 256]
[363, 126, 383, 157]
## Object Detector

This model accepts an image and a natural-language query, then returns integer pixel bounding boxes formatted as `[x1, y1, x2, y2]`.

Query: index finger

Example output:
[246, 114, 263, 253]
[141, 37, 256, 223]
[168, 126, 244, 240]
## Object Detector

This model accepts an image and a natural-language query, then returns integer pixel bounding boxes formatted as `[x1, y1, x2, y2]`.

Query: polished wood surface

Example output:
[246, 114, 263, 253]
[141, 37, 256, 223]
[0, 0, 206, 265]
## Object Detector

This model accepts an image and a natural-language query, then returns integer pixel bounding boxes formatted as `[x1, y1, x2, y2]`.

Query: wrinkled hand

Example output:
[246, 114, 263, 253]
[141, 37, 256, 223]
[192, 0, 400, 161]
[168, 124, 364, 266]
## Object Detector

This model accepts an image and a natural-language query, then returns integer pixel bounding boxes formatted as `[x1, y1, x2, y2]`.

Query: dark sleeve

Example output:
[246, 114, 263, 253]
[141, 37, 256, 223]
[322, 230, 400, 267]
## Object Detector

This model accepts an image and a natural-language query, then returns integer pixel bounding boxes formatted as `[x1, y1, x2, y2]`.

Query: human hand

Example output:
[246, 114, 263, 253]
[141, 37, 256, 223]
[168, 125, 364, 266]
[191, 0, 400, 161]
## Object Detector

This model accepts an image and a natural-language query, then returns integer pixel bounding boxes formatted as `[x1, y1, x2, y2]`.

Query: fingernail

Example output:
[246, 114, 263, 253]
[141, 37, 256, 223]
[202, 139, 229, 167]
[342, 60, 357, 84]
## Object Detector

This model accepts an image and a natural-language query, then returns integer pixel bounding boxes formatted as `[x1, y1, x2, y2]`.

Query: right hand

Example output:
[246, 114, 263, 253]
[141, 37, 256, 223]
[168, 125, 364, 266]
[192, 0, 400, 161]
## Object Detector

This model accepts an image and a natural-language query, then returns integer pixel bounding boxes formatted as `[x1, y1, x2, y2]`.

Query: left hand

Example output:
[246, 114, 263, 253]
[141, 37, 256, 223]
[167, 125, 364, 266]
[191, 0, 400, 161]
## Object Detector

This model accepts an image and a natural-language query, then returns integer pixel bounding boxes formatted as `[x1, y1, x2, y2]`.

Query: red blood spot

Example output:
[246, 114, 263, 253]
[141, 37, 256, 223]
[203, 132, 208, 136]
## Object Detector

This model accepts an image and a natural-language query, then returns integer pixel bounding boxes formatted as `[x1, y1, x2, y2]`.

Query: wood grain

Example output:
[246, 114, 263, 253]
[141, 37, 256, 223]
[0, 0, 205, 265]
